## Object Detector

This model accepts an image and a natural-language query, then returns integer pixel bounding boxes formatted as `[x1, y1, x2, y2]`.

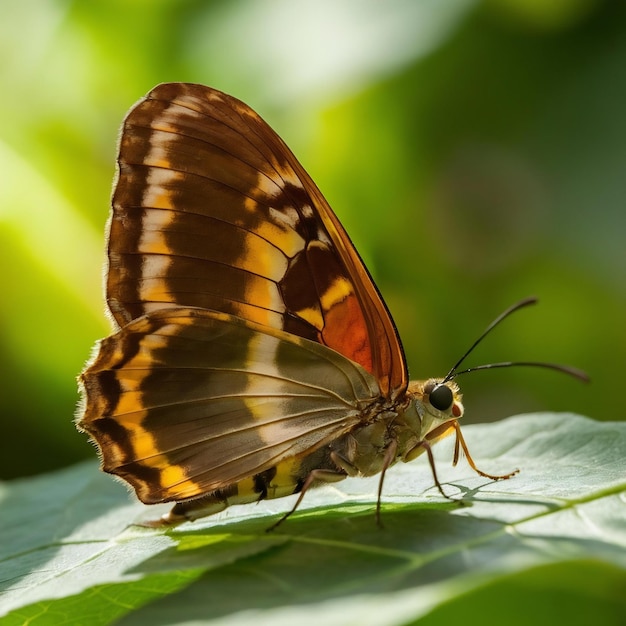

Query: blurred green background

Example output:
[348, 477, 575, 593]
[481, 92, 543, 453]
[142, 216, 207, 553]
[1, 0, 624, 481]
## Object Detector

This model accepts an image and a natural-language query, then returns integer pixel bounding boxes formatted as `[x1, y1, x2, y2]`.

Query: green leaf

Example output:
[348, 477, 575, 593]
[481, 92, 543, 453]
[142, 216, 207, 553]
[1, 414, 624, 626]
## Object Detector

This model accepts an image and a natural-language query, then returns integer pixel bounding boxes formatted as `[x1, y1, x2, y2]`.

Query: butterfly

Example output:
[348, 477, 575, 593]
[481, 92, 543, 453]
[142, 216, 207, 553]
[77, 83, 585, 528]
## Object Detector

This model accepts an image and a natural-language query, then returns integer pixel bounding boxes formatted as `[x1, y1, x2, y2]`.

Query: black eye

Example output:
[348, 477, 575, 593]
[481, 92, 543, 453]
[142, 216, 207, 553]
[429, 384, 453, 411]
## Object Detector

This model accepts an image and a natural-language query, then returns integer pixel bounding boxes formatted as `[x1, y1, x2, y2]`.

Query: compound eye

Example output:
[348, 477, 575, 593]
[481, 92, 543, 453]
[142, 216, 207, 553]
[429, 384, 454, 411]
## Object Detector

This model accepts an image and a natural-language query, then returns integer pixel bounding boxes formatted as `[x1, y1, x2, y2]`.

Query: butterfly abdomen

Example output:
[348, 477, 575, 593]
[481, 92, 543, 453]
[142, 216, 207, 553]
[158, 449, 342, 525]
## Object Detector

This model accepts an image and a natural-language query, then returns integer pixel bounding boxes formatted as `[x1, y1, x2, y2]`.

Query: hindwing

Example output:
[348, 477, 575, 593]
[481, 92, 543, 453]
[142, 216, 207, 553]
[80, 307, 380, 504]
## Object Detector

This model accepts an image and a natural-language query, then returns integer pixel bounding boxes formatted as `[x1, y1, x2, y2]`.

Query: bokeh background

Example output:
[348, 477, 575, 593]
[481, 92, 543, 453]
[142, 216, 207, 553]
[1, 0, 624, 480]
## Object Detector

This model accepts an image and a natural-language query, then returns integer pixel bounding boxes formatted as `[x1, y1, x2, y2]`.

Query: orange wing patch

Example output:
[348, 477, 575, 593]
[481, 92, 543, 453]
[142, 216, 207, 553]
[322, 291, 372, 376]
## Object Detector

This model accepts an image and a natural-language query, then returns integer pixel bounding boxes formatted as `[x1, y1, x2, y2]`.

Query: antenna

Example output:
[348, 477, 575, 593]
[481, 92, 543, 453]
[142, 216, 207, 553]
[442, 297, 589, 384]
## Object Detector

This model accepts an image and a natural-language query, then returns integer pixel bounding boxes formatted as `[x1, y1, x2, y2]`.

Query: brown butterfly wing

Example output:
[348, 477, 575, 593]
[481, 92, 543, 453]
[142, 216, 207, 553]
[108, 83, 407, 397]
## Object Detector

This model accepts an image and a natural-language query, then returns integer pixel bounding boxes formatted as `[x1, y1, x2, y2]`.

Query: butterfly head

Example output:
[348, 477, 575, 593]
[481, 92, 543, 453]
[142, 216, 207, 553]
[403, 378, 464, 449]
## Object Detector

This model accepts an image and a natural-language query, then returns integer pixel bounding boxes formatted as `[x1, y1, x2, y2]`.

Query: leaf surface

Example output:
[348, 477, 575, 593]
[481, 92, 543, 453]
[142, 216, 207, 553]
[1, 413, 624, 625]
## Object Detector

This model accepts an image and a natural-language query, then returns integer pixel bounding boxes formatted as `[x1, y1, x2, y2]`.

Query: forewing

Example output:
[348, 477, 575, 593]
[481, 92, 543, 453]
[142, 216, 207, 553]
[79, 307, 380, 504]
[109, 83, 407, 396]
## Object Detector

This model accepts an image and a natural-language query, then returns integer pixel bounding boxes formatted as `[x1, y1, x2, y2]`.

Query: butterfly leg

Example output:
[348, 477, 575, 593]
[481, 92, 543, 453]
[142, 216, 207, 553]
[404, 439, 455, 500]
[266, 467, 347, 532]
[373, 439, 398, 528]
[331, 442, 400, 527]
[450, 421, 519, 480]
